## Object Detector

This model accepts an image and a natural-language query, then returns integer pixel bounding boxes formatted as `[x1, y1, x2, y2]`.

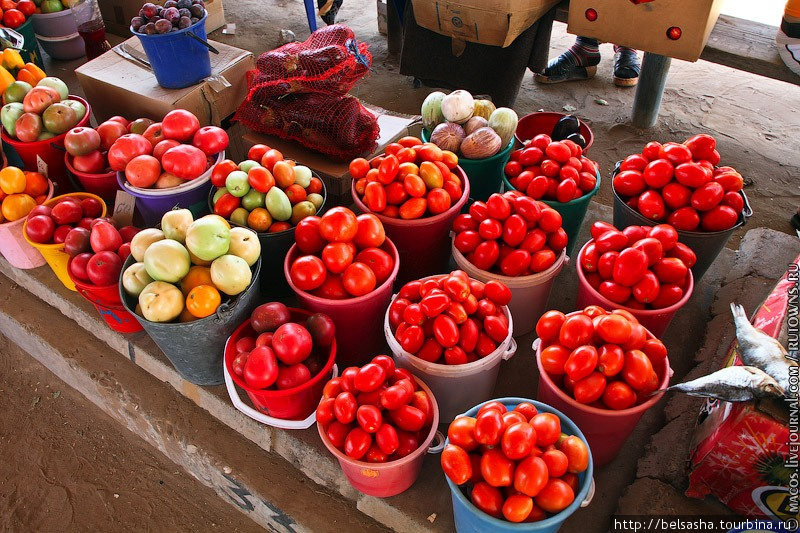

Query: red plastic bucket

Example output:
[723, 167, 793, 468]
[535, 317, 672, 467]
[0, 179, 53, 269]
[575, 240, 693, 338]
[222, 308, 336, 426]
[65, 153, 119, 202]
[515, 112, 594, 151]
[1, 95, 91, 193]
[67, 257, 143, 333]
[318, 375, 442, 497]
[351, 166, 470, 285]
[284, 238, 400, 366]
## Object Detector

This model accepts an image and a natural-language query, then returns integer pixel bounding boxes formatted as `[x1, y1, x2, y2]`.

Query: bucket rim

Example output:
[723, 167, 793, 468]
[0, 178, 54, 229]
[384, 275, 516, 373]
[284, 237, 400, 306]
[130, 10, 207, 37]
[445, 397, 594, 528]
[421, 128, 514, 164]
[67, 255, 124, 294]
[1, 95, 90, 148]
[503, 167, 602, 208]
[31, 7, 74, 19]
[317, 375, 440, 469]
[535, 313, 671, 417]
[22, 192, 108, 250]
[610, 169, 752, 237]
[514, 111, 595, 150]
[207, 168, 328, 238]
[351, 165, 471, 229]
[35, 31, 81, 41]
[223, 310, 337, 398]
[451, 240, 568, 287]
[119, 151, 223, 196]
[65, 153, 116, 181]
[575, 239, 694, 317]
[119, 254, 263, 327]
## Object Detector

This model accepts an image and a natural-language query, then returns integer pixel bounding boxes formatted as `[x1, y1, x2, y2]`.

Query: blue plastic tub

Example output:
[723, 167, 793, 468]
[445, 398, 595, 533]
[132, 11, 211, 89]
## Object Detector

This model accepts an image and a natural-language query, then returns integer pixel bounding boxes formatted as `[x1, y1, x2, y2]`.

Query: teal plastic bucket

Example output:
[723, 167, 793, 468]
[503, 170, 601, 258]
[132, 11, 211, 89]
[12, 20, 44, 69]
[446, 398, 594, 532]
[422, 128, 513, 202]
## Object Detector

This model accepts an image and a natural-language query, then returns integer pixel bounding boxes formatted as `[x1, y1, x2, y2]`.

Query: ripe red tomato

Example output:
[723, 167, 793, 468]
[700, 205, 738, 231]
[659, 142, 692, 165]
[613, 170, 646, 197]
[531, 413, 561, 446]
[471, 482, 505, 518]
[161, 109, 200, 142]
[595, 314, 631, 345]
[447, 416, 479, 451]
[534, 479, 575, 514]
[573, 372, 607, 404]
[501, 422, 535, 460]
[290, 255, 327, 291]
[191, 126, 228, 156]
[480, 448, 515, 487]
[684, 133, 716, 161]
[243, 346, 279, 389]
[514, 456, 549, 497]
[108, 134, 152, 172]
[161, 144, 208, 180]
[612, 248, 649, 287]
[503, 495, 534, 523]
[294, 216, 326, 254]
[540, 345, 570, 375]
[662, 182, 692, 210]
[333, 391, 358, 423]
[272, 322, 313, 365]
[321, 242, 354, 274]
[2, 9, 25, 28]
[441, 444, 473, 485]
[564, 345, 599, 381]
[637, 190, 666, 221]
[342, 262, 377, 296]
[648, 224, 678, 251]
[622, 349, 656, 391]
[642, 159, 673, 189]
[653, 257, 688, 284]
[375, 423, 399, 455]
[354, 363, 387, 393]
[319, 207, 358, 242]
[475, 409, 505, 447]
[354, 247, 394, 285]
[389, 404, 426, 432]
[633, 271, 660, 303]
[349, 158, 370, 180]
[602, 381, 638, 410]
[690, 182, 724, 212]
[542, 449, 569, 477]
[721, 191, 744, 213]
[344, 427, 372, 459]
[557, 435, 590, 474]
[535, 310, 566, 344]
[364, 181, 387, 212]
[558, 314, 593, 349]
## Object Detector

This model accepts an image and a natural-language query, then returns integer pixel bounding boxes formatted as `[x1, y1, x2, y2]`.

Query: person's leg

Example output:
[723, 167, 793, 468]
[613, 45, 641, 87]
[535, 36, 600, 84]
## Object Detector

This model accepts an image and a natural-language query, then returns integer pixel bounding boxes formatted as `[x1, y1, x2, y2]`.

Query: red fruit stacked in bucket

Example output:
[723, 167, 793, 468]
[453, 191, 567, 276]
[388, 271, 512, 364]
[65, 219, 139, 287]
[317, 355, 435, 463]
[350, 136, 465, 219]
[442, 401, 590, 521]
[613, 134, 745, 231]
[231, 302, 335, 391]
[289, 207, 395, 299]
[580, 222, 696, 309]
[537, 306, 667, 409]
[504, 135, 599, 202]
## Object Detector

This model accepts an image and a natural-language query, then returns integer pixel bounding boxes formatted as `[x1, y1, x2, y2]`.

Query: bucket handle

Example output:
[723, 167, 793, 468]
[532, 337, 541, 352]
[223, 362, 339, 430]
[501, 337, 517, 361]
[740, 190, 753, 220]
[581, 478, 596, 507]
[427, 431, 446, 454]
[187, 31, 219, 54]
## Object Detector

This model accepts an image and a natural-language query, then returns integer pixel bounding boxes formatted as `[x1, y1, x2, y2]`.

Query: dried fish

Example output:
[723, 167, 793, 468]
[663, 366, 784, 402]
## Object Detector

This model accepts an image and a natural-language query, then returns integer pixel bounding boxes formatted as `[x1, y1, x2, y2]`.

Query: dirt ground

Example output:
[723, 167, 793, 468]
[4, 0, 799, 531]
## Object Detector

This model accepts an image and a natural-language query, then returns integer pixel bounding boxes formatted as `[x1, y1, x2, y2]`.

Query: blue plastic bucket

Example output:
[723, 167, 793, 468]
[446, 398, 595, 533]
[131, 12, 211, 89]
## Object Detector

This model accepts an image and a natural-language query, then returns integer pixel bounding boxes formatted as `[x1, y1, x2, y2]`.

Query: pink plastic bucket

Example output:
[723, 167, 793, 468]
[317, 375, 442, 497]
[284, 238, 400, 366]
[535, 316, 672, 467]
[223, 308, 336, 423]
[65, 154, 118, 202]
[575, 240, 693, 338]
[1, 95, 91, 193]
[351, 166, 470, 284]
[515, 112, 594, 151]
[0, 179, 54, 269]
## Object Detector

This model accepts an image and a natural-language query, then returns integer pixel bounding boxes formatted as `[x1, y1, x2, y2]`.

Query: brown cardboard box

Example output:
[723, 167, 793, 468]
[410, 0, 559, 47]
[99, 0, 225, 37]
[242, 107, 419, 205]
[567, 0, 725, 62]
[75, 38, 254, 126]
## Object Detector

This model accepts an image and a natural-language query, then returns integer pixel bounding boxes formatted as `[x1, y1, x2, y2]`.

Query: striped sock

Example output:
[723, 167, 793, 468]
[563, 37, 601, 67]
[614, 45, 638, 54]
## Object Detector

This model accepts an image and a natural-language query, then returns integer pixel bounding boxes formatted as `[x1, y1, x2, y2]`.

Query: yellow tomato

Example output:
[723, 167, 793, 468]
[0, 167, 26, 195]
[185, 284, 221, 318]
[1, 193, 36, 221]
[181, 265, 213, 296]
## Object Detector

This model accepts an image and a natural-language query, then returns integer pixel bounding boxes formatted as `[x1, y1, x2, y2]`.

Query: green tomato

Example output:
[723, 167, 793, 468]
[290, 201, 317, 226]
[212, 187, 227, 205]
[241, 188, 266, 211]
[238, 160, 261, 173]
[230, 207, 250, 227]
[225, 170, 250, 198]
[293, 165, 313, 188]
[265, 187, 292, 222]
[40, 0, 63, 13]
[307, 193, 324, 211]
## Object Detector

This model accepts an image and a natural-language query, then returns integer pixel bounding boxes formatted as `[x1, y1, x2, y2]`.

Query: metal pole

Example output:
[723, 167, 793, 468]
[631, 52, 672, 128]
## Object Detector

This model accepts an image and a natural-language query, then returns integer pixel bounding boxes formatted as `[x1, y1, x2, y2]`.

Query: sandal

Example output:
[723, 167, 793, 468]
[317, 0, 343, 25]
[535, 52, 598, 84]
[613, 47, 640, 87]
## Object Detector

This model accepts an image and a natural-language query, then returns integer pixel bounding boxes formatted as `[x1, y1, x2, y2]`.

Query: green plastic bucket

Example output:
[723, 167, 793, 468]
[503, 169, 601, 258]
[421, 128, 513, 203]
[13, 19, 44, 69]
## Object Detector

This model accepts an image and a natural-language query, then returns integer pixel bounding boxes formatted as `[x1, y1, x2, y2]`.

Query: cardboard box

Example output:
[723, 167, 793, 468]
[567, 0, 725, 62]
[99, 0, 225, 37]
[377, 0, 388, 36]
[410, 0, 559, 48]
[75, 37, 254, 126]
[686, 254, 800, 522]
[242, 106, 419, 205]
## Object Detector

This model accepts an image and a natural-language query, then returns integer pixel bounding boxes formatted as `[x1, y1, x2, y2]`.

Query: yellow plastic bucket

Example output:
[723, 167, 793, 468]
[22, 192, 107, 291]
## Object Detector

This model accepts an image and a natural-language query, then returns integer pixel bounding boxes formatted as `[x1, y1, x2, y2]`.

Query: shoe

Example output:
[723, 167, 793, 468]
[613, 48, 640, 87]
[318, 0, 343, 25]
[535, 52, 597, 84]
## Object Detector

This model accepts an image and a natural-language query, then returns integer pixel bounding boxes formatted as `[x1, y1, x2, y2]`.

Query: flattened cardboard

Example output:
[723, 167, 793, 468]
[75, 37, 254, 126]
[410, 0, 559, 47]
[99, 0, 225, 37]
[567, 0, 725, 62]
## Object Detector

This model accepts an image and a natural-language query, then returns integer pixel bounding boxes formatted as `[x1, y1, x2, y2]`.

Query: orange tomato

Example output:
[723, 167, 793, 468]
[180, 266, 213, 296]
[22, 171, 47, 197]
[179, 307, 200, 323]
[0, 0, 17, 12]
[0, 166, 25, 195]
[247, 207, 272, 232]
[186, 284, 222, 318]
[1, 193, 35, 221]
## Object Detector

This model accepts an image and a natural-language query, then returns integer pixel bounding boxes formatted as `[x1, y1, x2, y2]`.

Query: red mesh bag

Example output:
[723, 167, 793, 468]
[234, 92, 380, 161]
[252, 24, 371, 96]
